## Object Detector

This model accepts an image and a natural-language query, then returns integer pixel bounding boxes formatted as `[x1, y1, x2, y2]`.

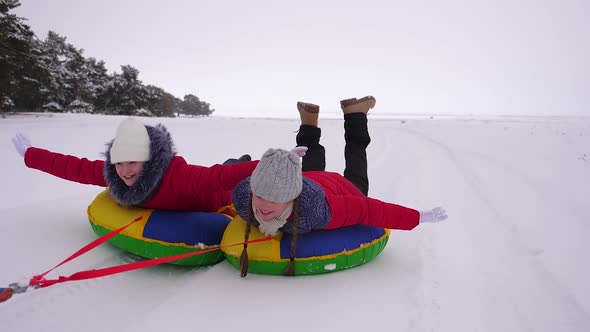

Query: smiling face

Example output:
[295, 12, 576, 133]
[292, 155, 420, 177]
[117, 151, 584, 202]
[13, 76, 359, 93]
[115, 161, 145, 186]
[251, 194, 291, 221]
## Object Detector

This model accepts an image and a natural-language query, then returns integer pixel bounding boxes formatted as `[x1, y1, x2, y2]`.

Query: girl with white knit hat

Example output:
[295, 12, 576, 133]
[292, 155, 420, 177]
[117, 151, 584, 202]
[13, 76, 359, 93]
[232, 96, 447, 276]
[12, 118, 257, 212]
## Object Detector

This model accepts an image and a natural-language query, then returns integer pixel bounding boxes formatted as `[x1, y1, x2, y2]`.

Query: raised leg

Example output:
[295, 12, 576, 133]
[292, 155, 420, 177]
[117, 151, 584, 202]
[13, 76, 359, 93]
[296, 102, 325, 171]
[341, 96, 375, 196]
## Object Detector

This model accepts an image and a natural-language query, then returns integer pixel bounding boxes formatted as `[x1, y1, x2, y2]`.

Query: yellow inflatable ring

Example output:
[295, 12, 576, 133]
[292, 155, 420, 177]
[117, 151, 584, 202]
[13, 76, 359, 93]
[221, 216, 390, 275]
[87, 190, 231, 266]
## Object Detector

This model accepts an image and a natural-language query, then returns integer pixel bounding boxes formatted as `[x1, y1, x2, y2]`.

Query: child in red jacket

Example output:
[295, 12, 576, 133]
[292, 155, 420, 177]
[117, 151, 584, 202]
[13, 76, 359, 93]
[12, 118, 257, 213]
[232, 96, 447, 276]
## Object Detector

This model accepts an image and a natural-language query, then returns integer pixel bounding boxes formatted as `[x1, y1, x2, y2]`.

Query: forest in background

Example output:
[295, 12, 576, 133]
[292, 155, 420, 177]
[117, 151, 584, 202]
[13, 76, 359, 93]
[0, 0, 213, 117]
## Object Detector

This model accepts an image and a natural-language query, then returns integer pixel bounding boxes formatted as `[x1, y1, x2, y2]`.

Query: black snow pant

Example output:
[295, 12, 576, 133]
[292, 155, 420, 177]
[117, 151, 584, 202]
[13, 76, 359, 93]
[295, 112, 371, 196]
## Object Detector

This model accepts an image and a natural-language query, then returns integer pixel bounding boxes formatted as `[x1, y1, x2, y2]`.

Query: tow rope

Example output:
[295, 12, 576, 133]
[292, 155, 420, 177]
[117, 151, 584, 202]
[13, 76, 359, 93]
[1, 216, 270, 303]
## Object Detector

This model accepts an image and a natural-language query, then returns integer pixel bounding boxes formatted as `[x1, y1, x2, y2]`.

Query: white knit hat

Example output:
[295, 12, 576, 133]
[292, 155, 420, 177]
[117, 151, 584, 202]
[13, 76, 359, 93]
[109, 118, 151, 163]
[250, 148, 303, 203]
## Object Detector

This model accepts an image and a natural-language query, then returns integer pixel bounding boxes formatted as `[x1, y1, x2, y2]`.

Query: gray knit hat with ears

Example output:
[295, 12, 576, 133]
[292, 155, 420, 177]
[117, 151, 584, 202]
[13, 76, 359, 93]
[250, 148, 303, 203]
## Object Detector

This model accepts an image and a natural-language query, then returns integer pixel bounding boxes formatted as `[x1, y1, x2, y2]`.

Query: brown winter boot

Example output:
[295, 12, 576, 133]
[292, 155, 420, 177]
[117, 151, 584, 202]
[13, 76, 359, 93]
[297, 101, 320, 127]
[340, 96, 376, 114]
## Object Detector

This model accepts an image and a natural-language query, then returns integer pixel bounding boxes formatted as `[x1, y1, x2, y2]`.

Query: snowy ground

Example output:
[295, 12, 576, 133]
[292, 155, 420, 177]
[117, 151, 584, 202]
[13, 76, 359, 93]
[1, 113, 589, 332]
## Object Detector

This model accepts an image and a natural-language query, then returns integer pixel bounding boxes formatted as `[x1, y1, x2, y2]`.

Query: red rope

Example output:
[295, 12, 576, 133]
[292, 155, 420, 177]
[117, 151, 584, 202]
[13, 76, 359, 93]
[29, 216, 144, 287]
[0, 288, 13, 302]
[28, 216, 270, 288]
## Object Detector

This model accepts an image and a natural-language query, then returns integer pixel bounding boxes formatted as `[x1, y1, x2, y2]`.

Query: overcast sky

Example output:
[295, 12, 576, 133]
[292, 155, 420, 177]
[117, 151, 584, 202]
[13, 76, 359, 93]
[14, 0, 590, 117]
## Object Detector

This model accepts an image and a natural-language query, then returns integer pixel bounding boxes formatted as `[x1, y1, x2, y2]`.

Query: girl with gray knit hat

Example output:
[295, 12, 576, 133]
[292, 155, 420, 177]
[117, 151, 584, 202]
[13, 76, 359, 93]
[232, 96, 447, 276]
[12, 117, 257, 213]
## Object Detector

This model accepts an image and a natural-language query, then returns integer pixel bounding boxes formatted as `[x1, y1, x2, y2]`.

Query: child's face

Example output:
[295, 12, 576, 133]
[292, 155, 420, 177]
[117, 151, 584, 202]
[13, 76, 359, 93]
[115, 161, 145, 186]
[252, 194, 290, 221]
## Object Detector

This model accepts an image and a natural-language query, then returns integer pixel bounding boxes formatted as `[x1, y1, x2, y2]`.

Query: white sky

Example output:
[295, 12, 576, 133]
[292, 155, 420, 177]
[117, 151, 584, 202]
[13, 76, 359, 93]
[1, 113, 589, 331]
[14, 0, 590, 117]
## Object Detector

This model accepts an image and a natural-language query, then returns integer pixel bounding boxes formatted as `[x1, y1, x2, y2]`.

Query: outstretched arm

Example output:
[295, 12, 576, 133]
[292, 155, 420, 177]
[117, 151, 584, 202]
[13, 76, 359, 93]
[24, 147, 107, 186]
[14, 134, 107, 187]
[324, 195, 422, 230]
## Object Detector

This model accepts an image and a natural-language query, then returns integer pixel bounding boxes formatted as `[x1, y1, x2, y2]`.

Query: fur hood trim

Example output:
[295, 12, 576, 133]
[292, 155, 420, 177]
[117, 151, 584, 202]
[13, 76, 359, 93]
[103, 123, 176, 207]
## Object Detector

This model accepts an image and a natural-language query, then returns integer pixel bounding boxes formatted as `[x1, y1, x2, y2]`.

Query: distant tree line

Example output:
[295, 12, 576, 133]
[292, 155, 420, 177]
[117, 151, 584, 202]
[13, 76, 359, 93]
[0, 0, 213, 117]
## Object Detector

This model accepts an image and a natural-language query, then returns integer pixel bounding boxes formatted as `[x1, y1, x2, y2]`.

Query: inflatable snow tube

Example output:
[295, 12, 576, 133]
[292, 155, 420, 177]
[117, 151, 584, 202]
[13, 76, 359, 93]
[221, 216, 390, 275]
[87, 190, 232, 266]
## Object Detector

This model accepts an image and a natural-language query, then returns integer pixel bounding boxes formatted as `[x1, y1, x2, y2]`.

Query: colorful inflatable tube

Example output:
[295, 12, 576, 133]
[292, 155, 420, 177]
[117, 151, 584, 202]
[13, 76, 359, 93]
[221, 216, 390, 275]
[87, 190, 231, 266]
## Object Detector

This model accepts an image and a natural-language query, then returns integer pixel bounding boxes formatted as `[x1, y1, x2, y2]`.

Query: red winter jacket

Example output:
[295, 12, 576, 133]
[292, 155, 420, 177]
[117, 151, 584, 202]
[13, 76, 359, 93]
[233, 170, 419, 233]
[305, 171, 420, 231]
[24, 147, 258, 212]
